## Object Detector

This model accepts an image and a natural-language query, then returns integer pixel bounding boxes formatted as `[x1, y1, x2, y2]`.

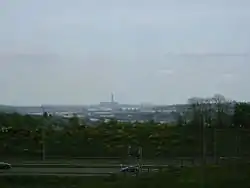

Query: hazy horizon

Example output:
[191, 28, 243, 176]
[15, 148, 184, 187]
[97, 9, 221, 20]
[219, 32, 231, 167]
[1, 0, 250, 106]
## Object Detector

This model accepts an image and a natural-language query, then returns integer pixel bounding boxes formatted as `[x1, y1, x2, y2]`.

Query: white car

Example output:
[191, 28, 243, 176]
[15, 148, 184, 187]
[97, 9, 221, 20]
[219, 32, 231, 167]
[0, 162, 12, 169]
[120, 165, 139, 173]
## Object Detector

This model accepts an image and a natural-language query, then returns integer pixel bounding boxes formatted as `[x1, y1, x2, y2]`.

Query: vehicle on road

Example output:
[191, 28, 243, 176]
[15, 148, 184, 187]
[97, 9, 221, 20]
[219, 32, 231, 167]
[0, 162, 12, 170]
[120, 165, 139, 173]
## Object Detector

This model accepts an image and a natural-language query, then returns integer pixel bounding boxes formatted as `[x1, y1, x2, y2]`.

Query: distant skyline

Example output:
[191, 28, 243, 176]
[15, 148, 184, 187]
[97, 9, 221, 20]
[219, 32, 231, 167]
[1, 0, 250, 105]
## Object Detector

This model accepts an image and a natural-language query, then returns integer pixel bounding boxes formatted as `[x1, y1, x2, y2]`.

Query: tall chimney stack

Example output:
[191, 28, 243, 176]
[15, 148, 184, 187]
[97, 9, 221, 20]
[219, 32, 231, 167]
[111, 93, 114, 103]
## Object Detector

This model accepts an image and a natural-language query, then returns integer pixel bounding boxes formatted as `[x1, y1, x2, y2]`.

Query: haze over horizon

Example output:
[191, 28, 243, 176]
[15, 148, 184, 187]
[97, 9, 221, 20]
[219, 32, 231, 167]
[1, 0, 250, 106]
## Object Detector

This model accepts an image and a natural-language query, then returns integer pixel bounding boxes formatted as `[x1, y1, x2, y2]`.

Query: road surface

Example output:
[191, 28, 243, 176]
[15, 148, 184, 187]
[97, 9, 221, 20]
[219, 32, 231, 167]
[0, 173, 111, 177]
[0, 167, 118, 176]
[0, 166, 163, 176]
[0, 157, 243, 177]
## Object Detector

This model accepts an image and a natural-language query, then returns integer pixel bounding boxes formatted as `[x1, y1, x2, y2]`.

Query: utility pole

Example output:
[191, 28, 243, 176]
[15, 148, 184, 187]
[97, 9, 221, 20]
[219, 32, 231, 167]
[41, 105, 46, 161]
[213, 127, 217, 164]
[138, 146, 142, 170]
[200, 107, 206, 188]
[127, 145, 131, 165]
[41, 127, 46, 161]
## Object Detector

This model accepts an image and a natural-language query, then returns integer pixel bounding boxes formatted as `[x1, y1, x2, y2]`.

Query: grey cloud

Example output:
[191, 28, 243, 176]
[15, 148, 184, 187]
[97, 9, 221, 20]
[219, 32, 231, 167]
[0, 0, 250, 105]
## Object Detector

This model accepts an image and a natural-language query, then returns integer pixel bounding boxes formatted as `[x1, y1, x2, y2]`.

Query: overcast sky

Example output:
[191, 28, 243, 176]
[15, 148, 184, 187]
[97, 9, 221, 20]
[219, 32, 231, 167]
[1, 0, 250, 105]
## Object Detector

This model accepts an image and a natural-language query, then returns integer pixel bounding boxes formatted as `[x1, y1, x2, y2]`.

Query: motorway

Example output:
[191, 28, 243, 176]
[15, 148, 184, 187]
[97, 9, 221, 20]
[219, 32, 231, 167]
[0, 167, 118, 176]
[0, 157, 243, 177]
[0, 164, 165, 177]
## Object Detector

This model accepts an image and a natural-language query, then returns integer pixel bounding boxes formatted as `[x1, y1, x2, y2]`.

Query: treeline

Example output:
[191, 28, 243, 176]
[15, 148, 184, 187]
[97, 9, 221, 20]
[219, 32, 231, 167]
[0, 101, 250, 159]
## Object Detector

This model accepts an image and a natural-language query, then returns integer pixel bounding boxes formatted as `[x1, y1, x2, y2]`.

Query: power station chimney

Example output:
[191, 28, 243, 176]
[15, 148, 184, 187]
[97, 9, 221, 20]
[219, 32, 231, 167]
[111, 93, 114, 103]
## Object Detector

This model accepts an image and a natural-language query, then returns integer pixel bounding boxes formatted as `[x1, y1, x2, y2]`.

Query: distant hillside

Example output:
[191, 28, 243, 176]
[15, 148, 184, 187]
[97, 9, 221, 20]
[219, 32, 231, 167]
[0, 105, 86, 114]
[0, 105, 16, 113]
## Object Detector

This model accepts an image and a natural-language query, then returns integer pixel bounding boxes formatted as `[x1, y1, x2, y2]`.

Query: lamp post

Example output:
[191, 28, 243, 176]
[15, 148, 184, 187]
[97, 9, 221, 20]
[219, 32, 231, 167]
[41, 105, 46, 161]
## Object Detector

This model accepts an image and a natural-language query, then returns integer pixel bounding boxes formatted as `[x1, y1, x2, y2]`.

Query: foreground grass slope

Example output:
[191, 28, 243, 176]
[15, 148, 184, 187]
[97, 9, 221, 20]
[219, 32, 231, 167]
[2, 120, 250, 159]
[1, 101, 250, 159]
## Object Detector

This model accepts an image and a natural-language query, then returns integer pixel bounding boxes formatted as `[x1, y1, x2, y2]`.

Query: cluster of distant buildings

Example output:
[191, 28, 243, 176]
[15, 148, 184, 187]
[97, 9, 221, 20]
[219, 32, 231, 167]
[26, 93, 184, 124]
[2, 93, 241, 125]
